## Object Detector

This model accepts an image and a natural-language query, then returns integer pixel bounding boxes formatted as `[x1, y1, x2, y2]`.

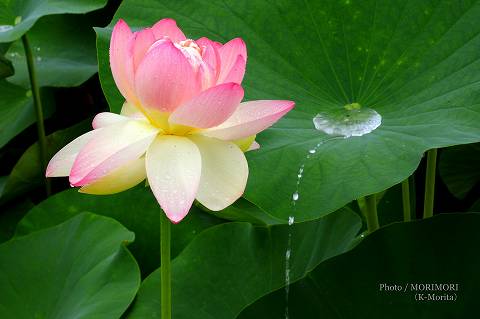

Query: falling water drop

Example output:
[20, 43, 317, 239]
[313, 102, 381, 138]
[285, 217, 293, 319]
[292, 192, 299, 201]
[36, 56, 42, 62]
[284, 134, 347, 318]
[288, 216, 295, 225]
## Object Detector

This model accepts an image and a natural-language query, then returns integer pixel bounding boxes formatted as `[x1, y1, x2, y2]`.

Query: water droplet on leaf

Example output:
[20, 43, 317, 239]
[313, 103, 381, 138]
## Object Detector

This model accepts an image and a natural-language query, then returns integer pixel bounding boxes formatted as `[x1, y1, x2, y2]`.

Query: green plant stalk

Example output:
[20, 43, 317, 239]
[160, 212, 172, 319]
[22, 35, 51, 196]
[401, 178, 411, 221]
[409, 175, 416, 219]
[364, 194, 379, 232]
[423, 149, 437, 218]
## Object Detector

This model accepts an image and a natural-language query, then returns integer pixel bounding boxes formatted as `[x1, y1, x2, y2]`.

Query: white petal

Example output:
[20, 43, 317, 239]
[121, 101, 148, 120]
[70, 120, 158, 186]
[46, 130, 98, 177]
[92, 112, 129, 129]
[189, 135, 248, 211]
[146, 136, 201, 223]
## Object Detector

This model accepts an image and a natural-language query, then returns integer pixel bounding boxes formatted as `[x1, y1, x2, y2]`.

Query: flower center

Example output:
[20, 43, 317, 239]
[174, 39, 203, 69]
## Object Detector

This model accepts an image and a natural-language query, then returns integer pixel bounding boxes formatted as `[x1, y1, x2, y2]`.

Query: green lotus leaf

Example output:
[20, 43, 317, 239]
[17, 186, 224, 277]
[0, 54, 13, 78]
[439, 143, 480, 199]
[0, 79, 54, 148]
[0, 212, 140, 319]
[240, 213, 480, 318]
[6, 14, 98, 88]
[0, 120, 88, 204]
[0, 0, 107, 43]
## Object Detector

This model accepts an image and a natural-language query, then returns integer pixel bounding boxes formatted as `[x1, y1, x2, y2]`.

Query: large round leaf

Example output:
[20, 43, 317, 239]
[6, 14, 98, 88]
[126, 208, 361, 319]
[96, 0, 480, 223]
[240, 213, 480, 318]
[17, 186, 224, 277]
[0, 212, 140, 319]
[0, 0, 107, 43]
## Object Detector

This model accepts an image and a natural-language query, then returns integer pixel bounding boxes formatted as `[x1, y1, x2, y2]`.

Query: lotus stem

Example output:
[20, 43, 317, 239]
[364, 194, 379, 232]
[423, 149, 437, 218]
[160, 212, 172, 319]
[21, 34, 50, 196]
[401, 178, 411, 221]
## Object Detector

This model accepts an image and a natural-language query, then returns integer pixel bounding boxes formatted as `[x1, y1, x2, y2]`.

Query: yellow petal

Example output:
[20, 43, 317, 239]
[79, 157, 146, 195]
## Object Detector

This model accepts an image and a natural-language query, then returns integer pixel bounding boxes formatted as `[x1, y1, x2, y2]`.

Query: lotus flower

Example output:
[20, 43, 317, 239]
[46, 18, 294, 223]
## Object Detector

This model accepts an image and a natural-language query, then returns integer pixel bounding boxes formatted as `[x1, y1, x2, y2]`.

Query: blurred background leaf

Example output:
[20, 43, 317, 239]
[6, 14, 98, 88]
[439, 143, 480, 200]
[0, 0, 108, 42]
[0, 55, 13, 78]
[0, 120, 89, 204]
[0, 81, 54, 148]
[239, 213, 480, 318]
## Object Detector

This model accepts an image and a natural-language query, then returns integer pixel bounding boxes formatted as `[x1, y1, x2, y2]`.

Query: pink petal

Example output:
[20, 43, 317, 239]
[169, 83, 244, 129]
[70, 120, 158, 186]
[198, 61, 217, 90]
[221, 55, 246, 84]
[110, 19, 136, 104]
[196, 37, 222, 50]
[197, 37, 221, 76]
[151, 18, 186, 42]
[217, 38, 247, 84]
[146, 136, 201, 223]
[92, 112, 129, 129]
[131, 28, 156, 70]
[247, 141, 260, 151]
[201, 100, 295, 140]
[135, 40, 200, 113]
[197, 42, 221, 89]
[46, 130, 98, 177]
[190, 136, 248, 211]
